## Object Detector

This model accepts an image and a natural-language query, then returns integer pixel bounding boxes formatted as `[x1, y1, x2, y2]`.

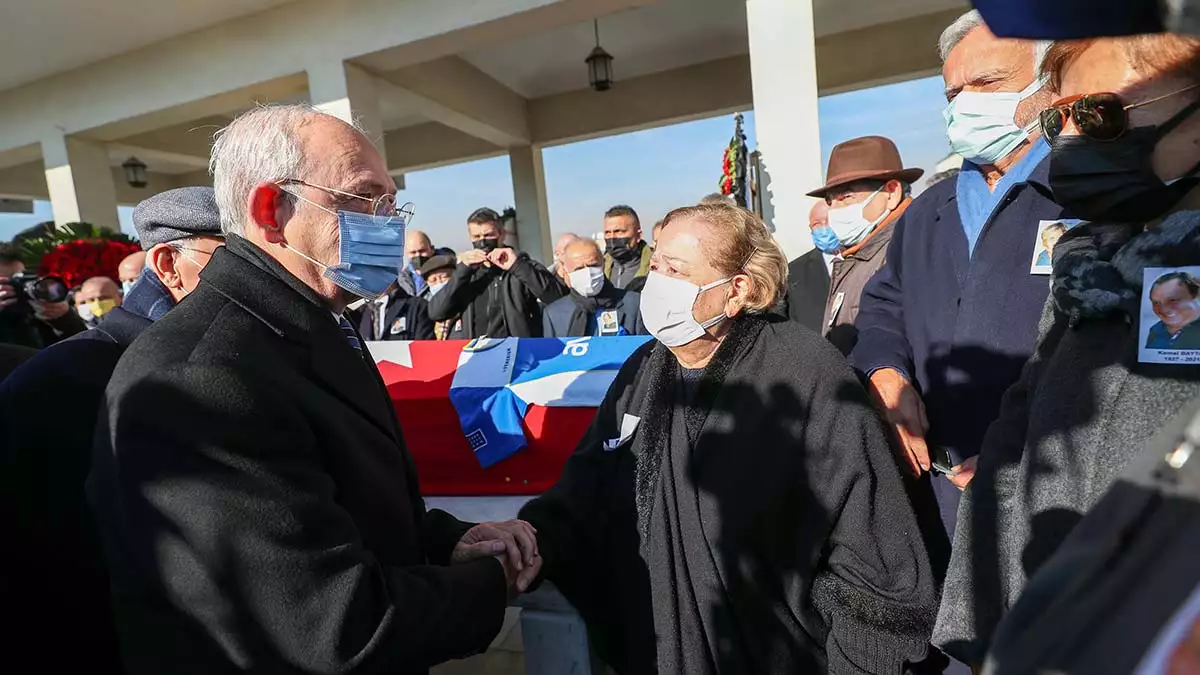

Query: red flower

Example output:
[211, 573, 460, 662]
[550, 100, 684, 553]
[38, 238, 140, 289]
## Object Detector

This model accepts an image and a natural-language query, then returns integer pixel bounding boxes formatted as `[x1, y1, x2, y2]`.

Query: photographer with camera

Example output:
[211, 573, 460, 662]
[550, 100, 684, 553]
[0, 243, 85, 349]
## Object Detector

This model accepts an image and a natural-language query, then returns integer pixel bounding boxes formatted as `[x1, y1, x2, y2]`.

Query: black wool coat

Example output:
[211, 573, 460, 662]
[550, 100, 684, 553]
[88, 235, 507, 675]
[426, 254, 567, 338]
[520, 315, 948, 675]
[783, 248, 832, 334]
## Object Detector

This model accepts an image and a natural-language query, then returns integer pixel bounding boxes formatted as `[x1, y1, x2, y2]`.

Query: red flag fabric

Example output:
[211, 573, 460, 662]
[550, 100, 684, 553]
[371, 340, 598, 495]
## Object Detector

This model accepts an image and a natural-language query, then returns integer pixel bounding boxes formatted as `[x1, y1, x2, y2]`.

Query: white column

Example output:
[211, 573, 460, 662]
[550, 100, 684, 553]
[508, 145, 552, 265]
[41, 133, 120, 231]
[307, 62, 387, 166]
[746, 0, 823, 260]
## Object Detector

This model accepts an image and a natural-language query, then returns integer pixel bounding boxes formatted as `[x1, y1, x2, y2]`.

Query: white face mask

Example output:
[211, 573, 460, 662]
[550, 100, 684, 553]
[568, 266, 606, 297]
[639, 271, 730, 347]
[827, 186, 888, 247]
[943, 74, 1047, 165]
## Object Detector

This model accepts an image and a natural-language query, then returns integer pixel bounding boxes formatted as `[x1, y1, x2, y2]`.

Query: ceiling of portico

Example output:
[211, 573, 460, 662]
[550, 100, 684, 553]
[0, 0, 296, 91]
[456, 0, 967, 100]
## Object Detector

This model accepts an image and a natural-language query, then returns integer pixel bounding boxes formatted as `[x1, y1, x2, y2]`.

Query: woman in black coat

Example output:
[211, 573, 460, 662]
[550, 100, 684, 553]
[520, 202, 946, 675]
[934, 34, 1200, 667]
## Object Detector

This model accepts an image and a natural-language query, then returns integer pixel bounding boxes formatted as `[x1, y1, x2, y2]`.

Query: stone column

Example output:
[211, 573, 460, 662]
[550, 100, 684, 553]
[307, 62, 388, 165]
[508, 145, 552, 264]
[746, 0, 824, 260]
[41, 133, 120, 231]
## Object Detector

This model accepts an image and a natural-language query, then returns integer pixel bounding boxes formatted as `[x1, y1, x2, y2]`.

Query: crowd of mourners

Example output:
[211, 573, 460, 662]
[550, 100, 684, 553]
[3, 6, 1200, 675]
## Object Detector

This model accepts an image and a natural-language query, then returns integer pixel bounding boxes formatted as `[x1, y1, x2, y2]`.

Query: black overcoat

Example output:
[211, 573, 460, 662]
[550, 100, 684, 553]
[88, 235, 507, 674]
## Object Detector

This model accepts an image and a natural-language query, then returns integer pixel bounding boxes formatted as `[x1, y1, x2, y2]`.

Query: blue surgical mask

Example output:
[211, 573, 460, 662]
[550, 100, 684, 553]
[943, 75, 1047, 165]
[428, 281, 447, 297]
[810, 225, 842, 254]
[287, 210, 408, 300]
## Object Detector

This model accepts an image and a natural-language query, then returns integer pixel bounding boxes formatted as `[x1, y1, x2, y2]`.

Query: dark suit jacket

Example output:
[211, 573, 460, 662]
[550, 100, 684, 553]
[353, 287, 435, 341]
[784, 249, 831, 334]
[88, 235, 507, 675]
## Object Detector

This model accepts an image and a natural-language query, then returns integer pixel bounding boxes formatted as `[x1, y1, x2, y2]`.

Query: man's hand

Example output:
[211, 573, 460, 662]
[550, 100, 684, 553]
[867, 367, 931, 475]
[948, 456, 977, 491]
[452, 520, 539, 575]
[32, 300, 69, 321]
[494, 551, 543, 600]
[458, 250, 488, 267]
[487, 248, 517, 271]
[0, 278, 17, 311]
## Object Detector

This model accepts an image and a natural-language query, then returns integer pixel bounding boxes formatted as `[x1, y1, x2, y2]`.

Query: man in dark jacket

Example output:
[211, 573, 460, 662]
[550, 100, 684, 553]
[808, 136, 921, 355]
[543, 237, 644, 337]
[353, 281, 435, 341]
[88, 106, 537, 674]
[427, 206, 566, 339]
[784, 201, 833, 332]
[0, 186, 224, 674]
[603, 205, 652, 291]
[852, 11, 1061, 536]
[0, 243, 86, 348]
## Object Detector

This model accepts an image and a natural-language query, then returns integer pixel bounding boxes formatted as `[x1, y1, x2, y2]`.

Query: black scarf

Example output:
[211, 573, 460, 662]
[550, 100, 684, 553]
[1052, 211, 1200, 327]
[630, 314, 767, 538]
[566, 282, 624, 336]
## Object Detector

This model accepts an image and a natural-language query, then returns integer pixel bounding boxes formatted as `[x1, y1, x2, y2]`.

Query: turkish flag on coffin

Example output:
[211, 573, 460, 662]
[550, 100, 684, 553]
[369, 337, 651, 495]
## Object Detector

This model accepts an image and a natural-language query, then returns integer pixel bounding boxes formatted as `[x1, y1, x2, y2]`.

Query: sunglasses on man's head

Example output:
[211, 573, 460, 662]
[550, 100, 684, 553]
[1039, 84, 1200, 142]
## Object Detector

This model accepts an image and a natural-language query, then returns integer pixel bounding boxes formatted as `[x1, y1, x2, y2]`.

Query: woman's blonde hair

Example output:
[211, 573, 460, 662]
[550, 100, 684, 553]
[660, 202, 788, 313]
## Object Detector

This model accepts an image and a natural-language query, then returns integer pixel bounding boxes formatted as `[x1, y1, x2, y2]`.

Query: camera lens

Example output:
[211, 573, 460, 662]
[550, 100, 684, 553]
[32, 276, 68, 303]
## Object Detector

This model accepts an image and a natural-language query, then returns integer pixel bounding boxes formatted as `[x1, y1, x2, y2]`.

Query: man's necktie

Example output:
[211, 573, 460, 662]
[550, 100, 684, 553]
[337, 314, 362, 351]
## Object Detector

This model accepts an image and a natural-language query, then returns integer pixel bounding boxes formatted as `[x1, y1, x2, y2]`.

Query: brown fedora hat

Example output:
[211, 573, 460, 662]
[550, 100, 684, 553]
[806, 136, 925, 198]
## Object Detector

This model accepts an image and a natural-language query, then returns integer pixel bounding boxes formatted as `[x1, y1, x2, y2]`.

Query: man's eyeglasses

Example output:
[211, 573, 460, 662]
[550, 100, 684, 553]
[277, 178, 403, 218]
[1039, 84, 1200, 142]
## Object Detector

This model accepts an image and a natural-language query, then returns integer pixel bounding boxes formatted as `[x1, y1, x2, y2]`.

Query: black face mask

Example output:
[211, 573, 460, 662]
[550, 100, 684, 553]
[472, 238, 499, 253]
[410, 255, 429, 271]
[1049, 98, 1200, 223]
[605, 237, 636, 261]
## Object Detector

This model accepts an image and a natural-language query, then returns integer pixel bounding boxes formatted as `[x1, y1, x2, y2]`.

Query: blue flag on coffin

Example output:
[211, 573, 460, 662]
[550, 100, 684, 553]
[448, 336, 652, 467]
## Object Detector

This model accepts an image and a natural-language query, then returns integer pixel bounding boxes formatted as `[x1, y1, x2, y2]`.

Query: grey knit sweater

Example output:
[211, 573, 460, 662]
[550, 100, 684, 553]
[933, 211, 1200, 664]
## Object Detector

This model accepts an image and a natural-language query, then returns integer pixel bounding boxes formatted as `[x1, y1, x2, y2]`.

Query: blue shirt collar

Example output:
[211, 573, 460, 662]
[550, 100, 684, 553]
[955, 138, 1052, 256]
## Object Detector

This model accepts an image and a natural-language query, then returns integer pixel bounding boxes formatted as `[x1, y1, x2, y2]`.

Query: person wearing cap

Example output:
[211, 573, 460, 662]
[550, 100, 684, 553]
[0, 185, 223, 674]
[805, 136, 921, 355]
[851, 11, 1064, 541]
[419, 253, 461, 339]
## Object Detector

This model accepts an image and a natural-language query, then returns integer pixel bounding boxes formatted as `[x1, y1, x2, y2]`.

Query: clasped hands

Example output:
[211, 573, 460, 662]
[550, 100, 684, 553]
[451, 519, 541, 599]
[457, 248, 517, 271]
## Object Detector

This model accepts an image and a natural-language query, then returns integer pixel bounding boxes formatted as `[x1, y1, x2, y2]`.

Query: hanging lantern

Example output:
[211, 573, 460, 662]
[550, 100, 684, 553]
[122, 157, 148, 188]
[586, 19, 614, 92]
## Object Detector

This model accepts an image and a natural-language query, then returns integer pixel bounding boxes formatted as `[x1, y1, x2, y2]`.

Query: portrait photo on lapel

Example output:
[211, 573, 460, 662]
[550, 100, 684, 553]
[1142, 266, 1200, 362]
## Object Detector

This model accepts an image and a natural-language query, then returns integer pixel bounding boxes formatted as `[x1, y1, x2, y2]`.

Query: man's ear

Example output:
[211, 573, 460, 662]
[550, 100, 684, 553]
[249, 183, 288, 244]
[148, 244, 182, 291]
[886, 179, 904, 209]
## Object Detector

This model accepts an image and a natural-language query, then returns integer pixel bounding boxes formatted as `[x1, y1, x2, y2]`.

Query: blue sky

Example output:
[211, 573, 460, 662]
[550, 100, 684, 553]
[0, 75, 952, 252]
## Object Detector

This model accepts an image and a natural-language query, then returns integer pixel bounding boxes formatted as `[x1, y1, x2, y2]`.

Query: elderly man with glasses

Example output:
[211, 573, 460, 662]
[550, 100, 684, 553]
[87, 105, 539, 675]
[851, 10, 1065, 542]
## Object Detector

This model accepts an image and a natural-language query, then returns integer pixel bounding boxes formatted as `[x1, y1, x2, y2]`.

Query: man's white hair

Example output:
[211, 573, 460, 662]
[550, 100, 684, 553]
[209, 104, 362, 236]
[938, 9, 1052, 70]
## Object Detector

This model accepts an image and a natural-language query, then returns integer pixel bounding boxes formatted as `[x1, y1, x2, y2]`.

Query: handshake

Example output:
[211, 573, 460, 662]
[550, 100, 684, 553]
[451, 519, 542, 600]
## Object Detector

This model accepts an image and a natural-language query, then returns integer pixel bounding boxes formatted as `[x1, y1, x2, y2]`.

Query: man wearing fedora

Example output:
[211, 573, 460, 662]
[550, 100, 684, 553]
[851, 10, 1063, 542]
[806, 136, 922, 356]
